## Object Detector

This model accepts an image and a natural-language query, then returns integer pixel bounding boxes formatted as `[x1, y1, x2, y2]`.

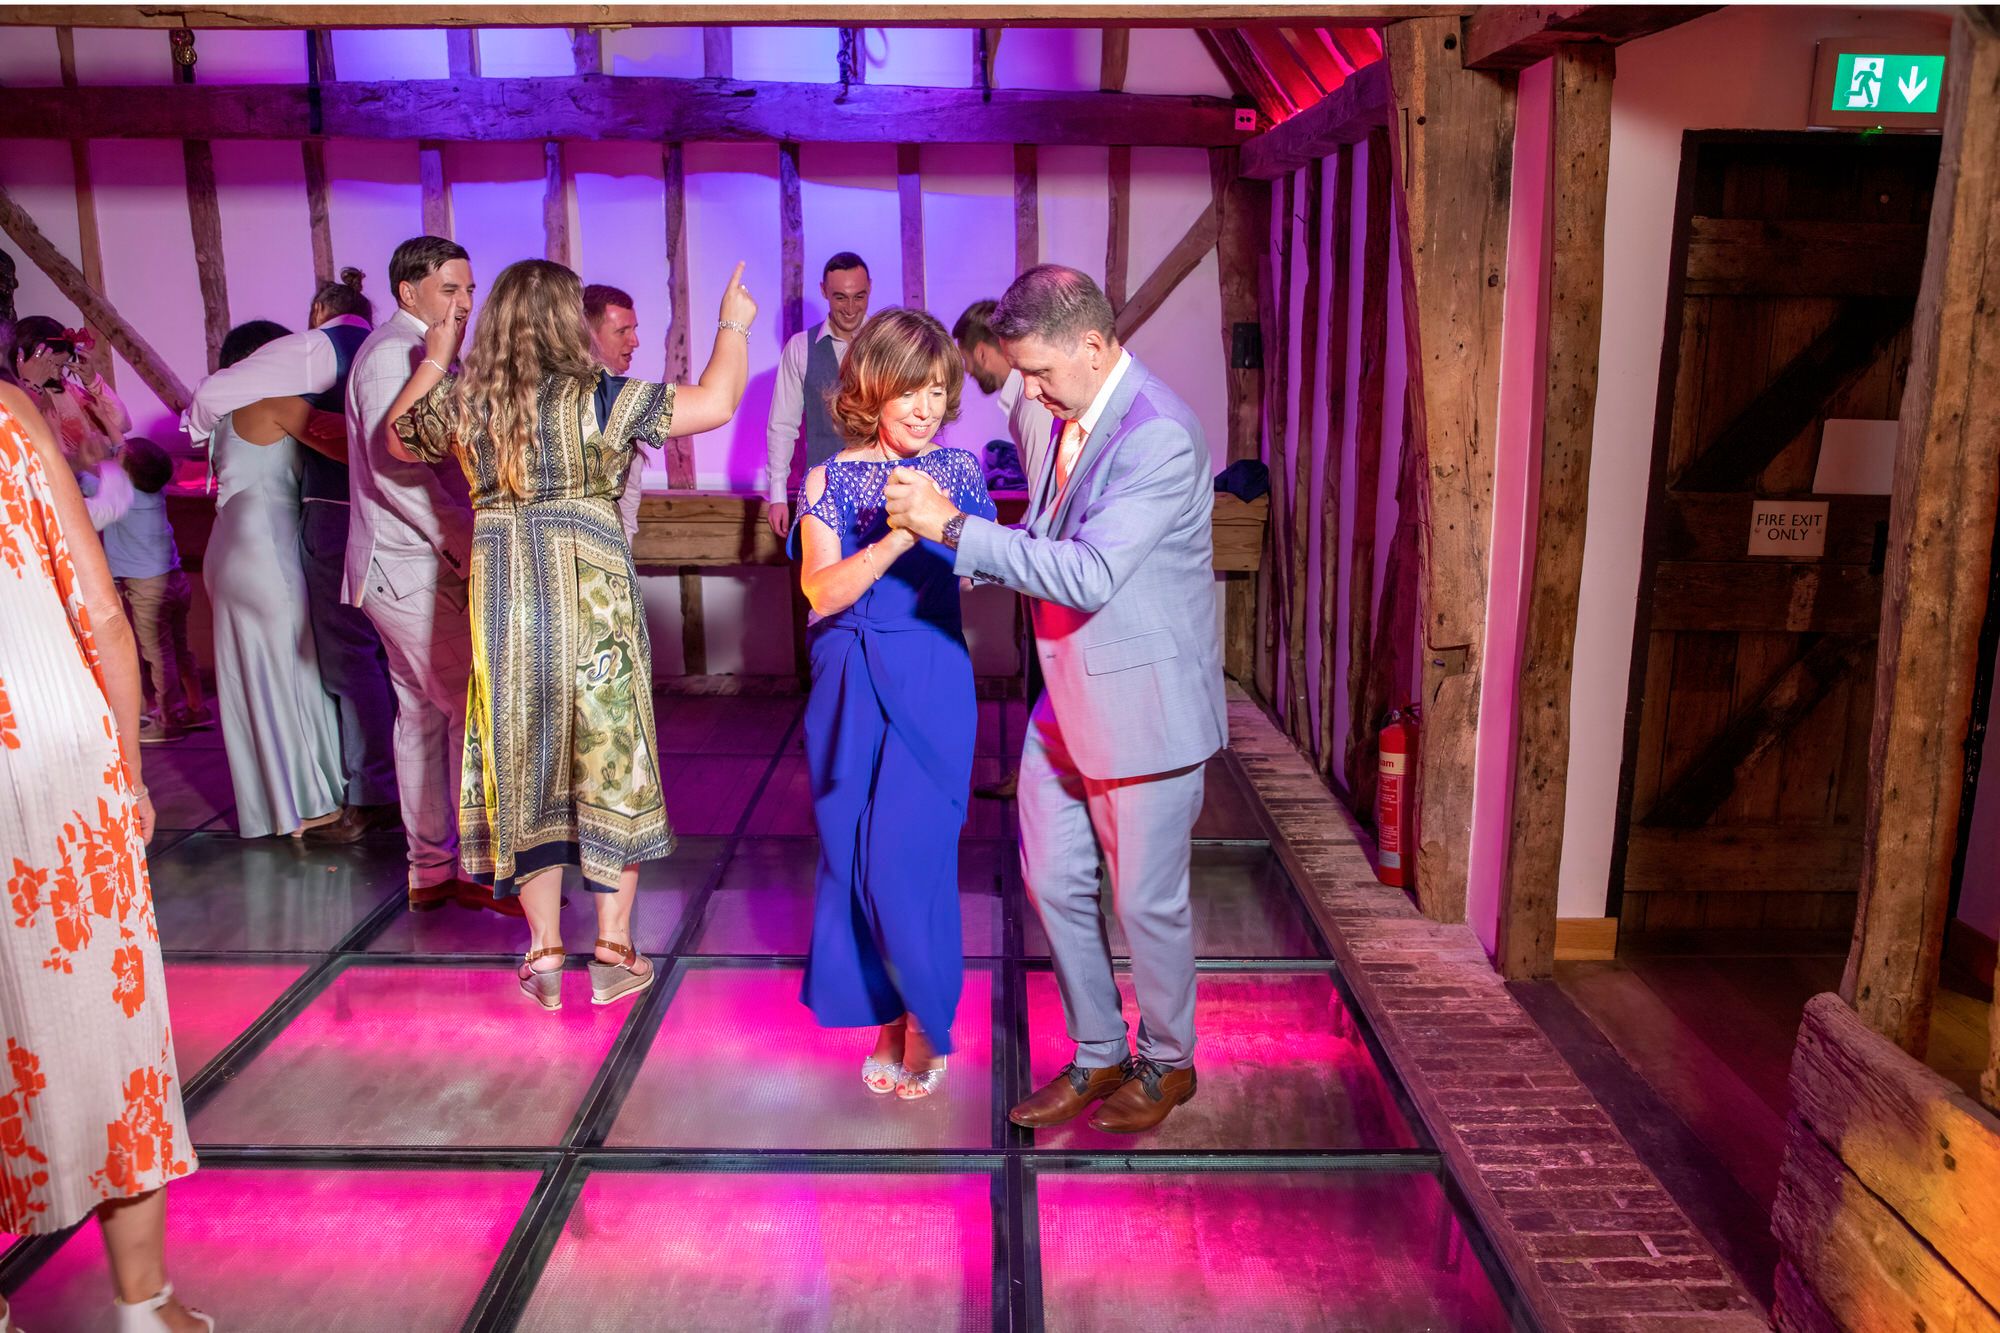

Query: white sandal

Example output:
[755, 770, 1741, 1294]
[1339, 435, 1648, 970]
[115, 1282, 214, 1331]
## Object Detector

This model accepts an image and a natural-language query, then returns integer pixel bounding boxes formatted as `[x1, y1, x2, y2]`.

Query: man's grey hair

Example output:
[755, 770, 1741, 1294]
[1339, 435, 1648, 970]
[992, 264, 1116, 347]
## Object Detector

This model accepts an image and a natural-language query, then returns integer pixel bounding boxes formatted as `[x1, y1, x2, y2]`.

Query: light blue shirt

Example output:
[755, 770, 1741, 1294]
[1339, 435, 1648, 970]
[101, 488, 181, 581]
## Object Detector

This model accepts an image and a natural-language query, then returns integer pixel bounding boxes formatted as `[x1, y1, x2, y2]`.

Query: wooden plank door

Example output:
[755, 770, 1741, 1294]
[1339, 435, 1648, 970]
[1613, 132, 1941, 948]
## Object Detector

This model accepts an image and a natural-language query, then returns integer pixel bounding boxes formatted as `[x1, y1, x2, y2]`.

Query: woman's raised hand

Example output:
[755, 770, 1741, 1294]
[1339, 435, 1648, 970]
[423, 309, 466, 369]
[719, 261, 757, 329]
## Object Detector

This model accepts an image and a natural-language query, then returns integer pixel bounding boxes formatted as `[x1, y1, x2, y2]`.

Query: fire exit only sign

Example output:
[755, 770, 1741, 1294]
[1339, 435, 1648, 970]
[1812, 38, 1948, 130]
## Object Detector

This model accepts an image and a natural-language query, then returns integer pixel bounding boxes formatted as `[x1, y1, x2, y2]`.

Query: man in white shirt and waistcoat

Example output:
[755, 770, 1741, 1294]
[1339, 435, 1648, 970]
[762, 252, 870, 539]
[344, 235, 513, 918]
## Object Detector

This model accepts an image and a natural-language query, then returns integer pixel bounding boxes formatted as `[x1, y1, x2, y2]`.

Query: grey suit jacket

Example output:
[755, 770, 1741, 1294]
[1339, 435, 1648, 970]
[955, 356, 1226, 780]
[342, 309, 474, 607]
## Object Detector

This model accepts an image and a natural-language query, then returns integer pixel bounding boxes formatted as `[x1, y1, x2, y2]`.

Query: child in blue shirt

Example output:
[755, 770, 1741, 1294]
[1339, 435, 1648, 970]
[98, 437, 210, 743]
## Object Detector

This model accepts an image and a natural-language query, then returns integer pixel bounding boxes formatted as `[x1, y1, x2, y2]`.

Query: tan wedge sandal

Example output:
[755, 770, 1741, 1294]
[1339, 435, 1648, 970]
[587, 939, 654, 1007]
[518, 946, 565, 1011]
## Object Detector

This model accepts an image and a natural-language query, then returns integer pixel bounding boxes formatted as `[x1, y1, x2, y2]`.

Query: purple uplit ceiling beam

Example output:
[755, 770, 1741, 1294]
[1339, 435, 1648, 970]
[3, 6, 1462, 30]
[0, 77, 1249, 147]
[1237, 58, 1390, 180]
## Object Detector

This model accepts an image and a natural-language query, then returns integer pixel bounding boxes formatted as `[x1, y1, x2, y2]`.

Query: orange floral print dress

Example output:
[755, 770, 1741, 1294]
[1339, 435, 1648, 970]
[0, 400, 194, 1234]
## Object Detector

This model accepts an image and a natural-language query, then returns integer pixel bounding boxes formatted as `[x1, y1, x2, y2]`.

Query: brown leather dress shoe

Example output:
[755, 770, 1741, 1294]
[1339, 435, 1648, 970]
[1088, 1058, 1197, 1134]
[452, 880, 527, 918]
[302, 808, 369, 845]
[1009, 1061, 1127, 1128]
[407, 880, 457, 913]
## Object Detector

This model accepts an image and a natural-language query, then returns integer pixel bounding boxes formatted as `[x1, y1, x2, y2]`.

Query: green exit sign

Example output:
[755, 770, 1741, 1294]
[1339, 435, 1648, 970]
[1812, 37, 1949, 131]
[1832, 52, 1944, 114]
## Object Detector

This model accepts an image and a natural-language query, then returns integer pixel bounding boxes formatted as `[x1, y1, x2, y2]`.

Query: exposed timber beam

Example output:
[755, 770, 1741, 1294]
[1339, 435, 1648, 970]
[0, 182, 191, 413]
[1238, 58, 1390, 180]
[1842, 14, 2000, 1061]
[1387, 14, 1516, 924]
[2, 7, 1466, 29]
[1100, 28, 1130, 91]
[0, 78, 1251, 147]
[1462, 5, 1720, 71]
[1496, 42, 1614, 980]
[703, 26, 733, 78]
[1113, 201, 1218, 344]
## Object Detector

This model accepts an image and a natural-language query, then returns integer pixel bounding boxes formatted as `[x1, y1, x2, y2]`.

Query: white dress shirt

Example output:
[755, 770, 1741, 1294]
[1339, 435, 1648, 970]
[764, 324, 850, 504]
[181, 314, 373, 444]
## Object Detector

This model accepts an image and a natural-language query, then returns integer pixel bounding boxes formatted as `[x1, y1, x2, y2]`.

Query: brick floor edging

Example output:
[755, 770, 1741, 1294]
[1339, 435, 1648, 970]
[1224, 691, 1770, 1333]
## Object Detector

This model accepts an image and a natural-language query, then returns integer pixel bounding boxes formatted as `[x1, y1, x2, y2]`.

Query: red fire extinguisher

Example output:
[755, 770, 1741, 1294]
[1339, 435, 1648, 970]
[1375, 709, 1418, 887]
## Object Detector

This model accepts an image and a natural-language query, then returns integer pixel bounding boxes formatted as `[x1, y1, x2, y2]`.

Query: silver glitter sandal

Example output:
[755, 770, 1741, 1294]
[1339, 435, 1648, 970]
[862, 1056, 905, 1094]
[518, 946, 565, 1011]
[587, 939, 654, 1007]
[896, 1059, 947, 1101]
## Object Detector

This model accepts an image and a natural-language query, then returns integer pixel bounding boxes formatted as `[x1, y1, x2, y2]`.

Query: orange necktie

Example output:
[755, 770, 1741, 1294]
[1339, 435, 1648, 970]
[1054, 419, 1087, 494]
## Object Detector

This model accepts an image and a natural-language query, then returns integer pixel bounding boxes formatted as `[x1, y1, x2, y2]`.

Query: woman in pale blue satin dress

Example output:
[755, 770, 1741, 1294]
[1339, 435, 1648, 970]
[791, 308, 995, 1101]
[202, 321, 347, 839]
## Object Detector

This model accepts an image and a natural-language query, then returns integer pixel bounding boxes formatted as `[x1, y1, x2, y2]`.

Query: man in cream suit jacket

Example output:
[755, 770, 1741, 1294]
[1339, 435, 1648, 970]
[886, 265, 1224, 1134]
[344, 235, 507, 916]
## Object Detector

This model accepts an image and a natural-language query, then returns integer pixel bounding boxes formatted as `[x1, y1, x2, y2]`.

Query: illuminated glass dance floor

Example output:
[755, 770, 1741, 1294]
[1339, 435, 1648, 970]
[1, 697, 1527, 1330]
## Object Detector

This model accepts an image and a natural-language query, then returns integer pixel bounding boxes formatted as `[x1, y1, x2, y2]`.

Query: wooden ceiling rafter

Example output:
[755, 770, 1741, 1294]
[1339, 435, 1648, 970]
[1, 6, 1470, 28]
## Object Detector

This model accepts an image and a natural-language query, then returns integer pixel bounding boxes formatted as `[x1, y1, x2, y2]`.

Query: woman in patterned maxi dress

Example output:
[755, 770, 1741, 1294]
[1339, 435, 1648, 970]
[386, 259, 757, 1011]
[0, 384, 211, 1330]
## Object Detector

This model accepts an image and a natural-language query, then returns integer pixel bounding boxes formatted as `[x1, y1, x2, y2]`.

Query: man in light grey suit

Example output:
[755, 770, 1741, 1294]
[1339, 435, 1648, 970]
[345, 235, 510, 917]
[885, 265, 1224, 1134]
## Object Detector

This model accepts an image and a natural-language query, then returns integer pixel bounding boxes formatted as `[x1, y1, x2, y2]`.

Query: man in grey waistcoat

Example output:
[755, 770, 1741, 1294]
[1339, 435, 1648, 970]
[762, 252, 870, 538]
[345, 235, 511, 917]
[885, 265, 1225, 1134]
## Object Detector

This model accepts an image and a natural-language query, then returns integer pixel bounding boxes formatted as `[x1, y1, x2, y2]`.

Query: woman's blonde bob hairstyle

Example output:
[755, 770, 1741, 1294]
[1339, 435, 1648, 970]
[829, 307, 964, 448]
[446, 258, 599, 499]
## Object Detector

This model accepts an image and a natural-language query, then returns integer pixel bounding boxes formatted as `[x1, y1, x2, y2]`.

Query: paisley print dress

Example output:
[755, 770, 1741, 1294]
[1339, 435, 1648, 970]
[0, 399, 195, 1234]
[396, 373, 674, 896]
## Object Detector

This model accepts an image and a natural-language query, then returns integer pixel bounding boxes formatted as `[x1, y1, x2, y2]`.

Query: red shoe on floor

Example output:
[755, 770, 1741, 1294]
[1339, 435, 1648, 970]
[451, 880, 527, 918]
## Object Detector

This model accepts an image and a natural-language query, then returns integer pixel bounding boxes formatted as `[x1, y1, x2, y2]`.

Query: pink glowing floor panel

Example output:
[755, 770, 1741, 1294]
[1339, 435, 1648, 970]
[191, 963, 629, 1147]
[160, 959, 309, 1078]
[1036, 1171, 1515, 1332]
[695, 838, 1005, 957]
[516, 1171, 993, 1330]
[7, 1167, 537, 1331]
[1024, 971, 1418, 1151]
[609, 966, 994, 1150]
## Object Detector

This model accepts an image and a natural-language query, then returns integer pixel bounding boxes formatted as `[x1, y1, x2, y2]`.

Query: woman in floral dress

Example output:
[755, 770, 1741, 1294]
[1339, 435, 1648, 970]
[385, 259, 756, 1012]
[0, 383, 210, 1331]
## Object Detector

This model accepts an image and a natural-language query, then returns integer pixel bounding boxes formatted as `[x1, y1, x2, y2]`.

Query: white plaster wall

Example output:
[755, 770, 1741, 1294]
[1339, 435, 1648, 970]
[1557, 5, 1956, 919]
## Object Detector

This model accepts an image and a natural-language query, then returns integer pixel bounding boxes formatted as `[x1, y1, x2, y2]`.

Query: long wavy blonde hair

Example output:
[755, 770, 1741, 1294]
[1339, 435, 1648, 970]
[447, 259, 598, 499]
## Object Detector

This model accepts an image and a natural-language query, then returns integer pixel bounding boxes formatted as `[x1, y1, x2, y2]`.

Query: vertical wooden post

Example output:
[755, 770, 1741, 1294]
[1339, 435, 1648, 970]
[1385, 16, 1516, 923]
[571, 26, 604, 75]
[1100, 29, 1131, 92]
[302, 141, 335, 286]
[1106, 144, 1132, 314]
[542, 140, 573, 267]
[780, 139, 809, 685]
[703, 26, 733, 79]
[1260, 173, 1294, 713]
[55, 28, 113, 385]
[1013, 144, 1039, 276]
[419, 144, 452, 239]
[1842, 15, 2000, 1058]
[662, 140, 705, 676]
[182, 140, 229, 374]
[447, 29, 480, 79]
[1287, 163, 1323, 751]
[1497, 44, 1615, 980]
[1318, 149, 1354, 781]
[1345, 132, 1394, 794]
[310, 29, 337, 82]
[1212, 148, 1270, 685]
[897, 143, 924, 312]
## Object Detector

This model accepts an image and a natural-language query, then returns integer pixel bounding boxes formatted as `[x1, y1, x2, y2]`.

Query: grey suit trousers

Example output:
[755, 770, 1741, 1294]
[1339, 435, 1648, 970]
[1017, 695, 1205, 1069]
[300, 502, 399, 808]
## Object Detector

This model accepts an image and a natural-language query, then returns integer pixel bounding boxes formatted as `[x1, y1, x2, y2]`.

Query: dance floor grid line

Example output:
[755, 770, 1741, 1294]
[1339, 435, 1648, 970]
[0, 696, 1529, 1331]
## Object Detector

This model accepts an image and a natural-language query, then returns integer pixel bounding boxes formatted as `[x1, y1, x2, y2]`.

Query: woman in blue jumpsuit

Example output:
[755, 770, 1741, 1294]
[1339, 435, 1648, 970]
[790, 308, 996, 1100]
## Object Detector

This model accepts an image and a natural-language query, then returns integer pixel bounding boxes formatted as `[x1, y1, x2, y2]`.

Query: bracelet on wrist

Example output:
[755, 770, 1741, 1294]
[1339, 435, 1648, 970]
[130, 782, 150, 802]
[717, 319, 752, 338]
[423, 358, 450, 376]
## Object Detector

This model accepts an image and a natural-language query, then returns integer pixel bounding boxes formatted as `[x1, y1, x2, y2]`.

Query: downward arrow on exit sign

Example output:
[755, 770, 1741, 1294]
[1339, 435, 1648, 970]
[1897, 68, 1929, 103]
